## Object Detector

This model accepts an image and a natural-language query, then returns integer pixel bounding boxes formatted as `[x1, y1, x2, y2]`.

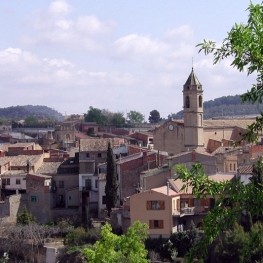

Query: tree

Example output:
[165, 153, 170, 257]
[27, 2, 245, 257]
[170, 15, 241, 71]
[105, 142, 118, 217]
[84, 107, 106, 126]
[176, 161, 263, 261]
[82, 221, 149, 263]
[111, 112, 126, 127]
[127, 110, 145, 125]
[148, 109, 161, 124]
[17, 209, 36, 225]
[197, 2, 263, 143]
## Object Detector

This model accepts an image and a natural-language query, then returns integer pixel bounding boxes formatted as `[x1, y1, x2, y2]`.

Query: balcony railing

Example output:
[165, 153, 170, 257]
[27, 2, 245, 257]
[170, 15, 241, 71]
[173, 206, 209, 216]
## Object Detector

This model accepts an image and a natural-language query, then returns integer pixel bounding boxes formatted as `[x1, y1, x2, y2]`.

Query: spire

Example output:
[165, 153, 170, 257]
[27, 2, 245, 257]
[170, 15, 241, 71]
[184, 67, 202, 87]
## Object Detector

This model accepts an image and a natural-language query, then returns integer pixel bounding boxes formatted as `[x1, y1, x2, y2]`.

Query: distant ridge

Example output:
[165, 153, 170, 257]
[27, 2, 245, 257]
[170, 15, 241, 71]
[171, 94, 263, 119]
[0, 105, 64, 121]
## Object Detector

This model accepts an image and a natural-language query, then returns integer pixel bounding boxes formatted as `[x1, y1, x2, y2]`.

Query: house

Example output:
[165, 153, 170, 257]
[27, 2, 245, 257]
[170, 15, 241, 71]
[130, 174, 235, 237]
[0, 154, 44, 198]
[78, 138, 126, 221]
[26, 173, 54, 223]
[117, 149, 166, 202]
[166, 150, 217, 175]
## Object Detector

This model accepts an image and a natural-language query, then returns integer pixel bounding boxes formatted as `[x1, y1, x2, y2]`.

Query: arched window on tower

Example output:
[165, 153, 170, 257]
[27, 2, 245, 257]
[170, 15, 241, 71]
[199, 95, 202, 107]
[185, 96, 190, 108]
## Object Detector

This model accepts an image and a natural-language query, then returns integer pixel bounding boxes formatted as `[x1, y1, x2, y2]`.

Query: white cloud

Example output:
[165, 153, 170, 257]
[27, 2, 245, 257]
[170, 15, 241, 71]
[114, 34, 168, 58]
[164, 25, 194, 40]
[48, 0, 71, 16]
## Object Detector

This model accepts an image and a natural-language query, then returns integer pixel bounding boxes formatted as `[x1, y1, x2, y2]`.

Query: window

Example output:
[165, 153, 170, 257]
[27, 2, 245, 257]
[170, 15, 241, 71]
[58, 180, 64, 188]
[31, 196, 37, 202]
[86, 153, 90, 158]
[185, 96, 190, 108]
[149, 220, 164, 229]
[97, 153, 102, 158]
[199, 95, 202, 107]
[85, 179, 92, 190]
[102, 195, 106, 204]
[146, 200, 165, 210]
[16, 179, 21, 185]
[2, 178, 10, 185]
[95, 179, 98, 188]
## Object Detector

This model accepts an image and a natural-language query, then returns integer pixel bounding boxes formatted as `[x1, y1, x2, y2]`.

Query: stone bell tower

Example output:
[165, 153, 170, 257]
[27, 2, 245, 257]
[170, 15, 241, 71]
[183, 68, 204, 151]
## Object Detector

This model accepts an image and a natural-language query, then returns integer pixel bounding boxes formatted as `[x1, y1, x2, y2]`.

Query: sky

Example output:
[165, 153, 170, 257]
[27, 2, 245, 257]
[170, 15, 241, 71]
[0, 0, 261, 119]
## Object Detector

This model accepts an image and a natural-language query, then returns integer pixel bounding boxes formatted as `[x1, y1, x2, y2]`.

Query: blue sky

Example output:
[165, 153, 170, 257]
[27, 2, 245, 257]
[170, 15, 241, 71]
[0, 0, 261, 118]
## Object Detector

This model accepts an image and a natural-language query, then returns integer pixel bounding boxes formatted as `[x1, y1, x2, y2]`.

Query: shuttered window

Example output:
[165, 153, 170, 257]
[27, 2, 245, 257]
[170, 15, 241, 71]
[146, 200, 165, 210]
[149, 220, 164, 229]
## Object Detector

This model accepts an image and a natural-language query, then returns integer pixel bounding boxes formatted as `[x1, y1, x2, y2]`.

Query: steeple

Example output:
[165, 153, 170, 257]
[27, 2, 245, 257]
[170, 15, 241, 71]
[183, 67, 202, 91]
[183, 68, 204, 151]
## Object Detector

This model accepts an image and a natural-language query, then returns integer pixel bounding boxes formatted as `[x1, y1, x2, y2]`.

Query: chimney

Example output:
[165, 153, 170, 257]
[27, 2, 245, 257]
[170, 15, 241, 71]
[143, 151, 147, 165]
[167, 181, 170, 196]
[26, 160, 30, 173]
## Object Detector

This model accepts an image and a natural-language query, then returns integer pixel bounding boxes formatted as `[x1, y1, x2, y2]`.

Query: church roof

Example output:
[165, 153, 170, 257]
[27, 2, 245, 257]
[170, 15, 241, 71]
[183, 68, 202, 90]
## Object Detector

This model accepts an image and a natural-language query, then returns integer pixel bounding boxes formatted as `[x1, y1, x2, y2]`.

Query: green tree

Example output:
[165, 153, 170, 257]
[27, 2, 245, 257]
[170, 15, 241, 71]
[24, 115, 39, 127]
[127, 110, 145, 125]
[197, 2, 263, 143]
[148, 109, 161, 124]
[82, 221, 149, 263]
[84, 107, 106, 126]
[111, 112, 126, 127]
[176, 161, 263, 261]
[105, 142, 118, 217]
[17, 209, 36, 225]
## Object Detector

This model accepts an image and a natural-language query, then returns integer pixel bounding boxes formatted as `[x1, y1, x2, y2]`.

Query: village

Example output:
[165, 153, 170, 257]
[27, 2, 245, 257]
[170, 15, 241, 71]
[0, 68, 261, 262]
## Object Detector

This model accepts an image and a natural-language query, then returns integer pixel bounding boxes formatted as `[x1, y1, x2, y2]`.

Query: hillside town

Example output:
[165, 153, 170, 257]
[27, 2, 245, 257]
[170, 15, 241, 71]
[0, 68, 262, 262]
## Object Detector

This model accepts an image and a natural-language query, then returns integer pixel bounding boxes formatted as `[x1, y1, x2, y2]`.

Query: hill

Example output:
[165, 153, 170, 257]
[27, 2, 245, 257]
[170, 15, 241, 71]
[171, 95, 263, 119]
[0, 105, 64, 121]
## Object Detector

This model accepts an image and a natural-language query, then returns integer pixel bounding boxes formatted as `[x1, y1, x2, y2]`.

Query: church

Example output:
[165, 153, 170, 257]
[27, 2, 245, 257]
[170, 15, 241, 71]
[153, 68, 256, 155]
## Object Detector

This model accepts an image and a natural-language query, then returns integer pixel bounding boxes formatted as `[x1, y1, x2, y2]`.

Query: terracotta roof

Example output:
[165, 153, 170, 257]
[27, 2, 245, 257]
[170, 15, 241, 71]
[79, 138, 124, 151]
[0, 154, 43, 166]
[151, 185, 177, 196]
[36, 162, 61, 175]
[209, 173, 236, 182]
[203, 119, 255, 129]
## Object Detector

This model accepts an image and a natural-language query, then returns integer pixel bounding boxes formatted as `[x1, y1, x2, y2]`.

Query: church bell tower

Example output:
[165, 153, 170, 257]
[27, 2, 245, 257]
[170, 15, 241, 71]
[183, 68, 204, 151]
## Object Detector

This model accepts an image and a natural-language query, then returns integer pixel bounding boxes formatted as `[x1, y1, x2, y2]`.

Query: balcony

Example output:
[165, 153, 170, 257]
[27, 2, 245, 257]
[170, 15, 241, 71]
[173, 206, 209, 217]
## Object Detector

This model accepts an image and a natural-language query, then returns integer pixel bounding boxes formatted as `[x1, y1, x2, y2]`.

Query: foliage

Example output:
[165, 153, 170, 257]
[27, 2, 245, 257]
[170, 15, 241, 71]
[65, 227, 100, 246]
[0, 105, 63, 121]
[197, 2, 263, 143]
[208, 222, 263, 263]
[110, 112, 126, 127]
[176, 160, 263, 261]
[127, 110, 145, 125]
[17, 209, 36, 225]
[105, 142, 118, 216]
[84, 107, 107, 126]
[0, 253, 9, 263]
[82, 221, 149, 263]
[148, 109, 161, 123]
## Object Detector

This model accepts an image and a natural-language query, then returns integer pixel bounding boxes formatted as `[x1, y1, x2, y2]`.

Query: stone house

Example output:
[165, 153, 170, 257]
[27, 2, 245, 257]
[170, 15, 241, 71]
[78, 138, 126, 221]
[117, 150, 167, 202]
[26, 173, 54, 223]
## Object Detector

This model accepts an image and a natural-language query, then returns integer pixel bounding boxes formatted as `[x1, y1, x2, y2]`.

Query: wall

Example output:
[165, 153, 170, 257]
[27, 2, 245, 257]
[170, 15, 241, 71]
[130, 190, 173, 238]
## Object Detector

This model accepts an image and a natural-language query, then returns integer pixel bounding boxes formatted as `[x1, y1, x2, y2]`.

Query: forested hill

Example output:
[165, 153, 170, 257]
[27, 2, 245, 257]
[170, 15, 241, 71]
[172, 95, 263, 119]
[0, 105, 64, 121]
